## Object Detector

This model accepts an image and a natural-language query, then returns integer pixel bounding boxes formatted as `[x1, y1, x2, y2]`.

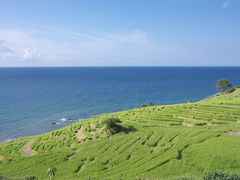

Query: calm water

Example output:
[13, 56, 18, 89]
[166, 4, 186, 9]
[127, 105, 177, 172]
[0, 67, 239, 142]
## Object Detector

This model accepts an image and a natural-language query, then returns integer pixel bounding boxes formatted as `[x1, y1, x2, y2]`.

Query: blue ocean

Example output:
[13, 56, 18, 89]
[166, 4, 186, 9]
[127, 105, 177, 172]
[0, 67, 239, 142]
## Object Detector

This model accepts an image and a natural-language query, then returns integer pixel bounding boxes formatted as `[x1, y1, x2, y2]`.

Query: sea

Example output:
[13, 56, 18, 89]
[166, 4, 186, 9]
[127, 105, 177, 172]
[0, 67, 239, 142]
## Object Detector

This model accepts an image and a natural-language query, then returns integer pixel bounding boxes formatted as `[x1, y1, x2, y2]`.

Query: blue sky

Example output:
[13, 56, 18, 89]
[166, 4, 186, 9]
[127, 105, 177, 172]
[0, 0, 239, 66]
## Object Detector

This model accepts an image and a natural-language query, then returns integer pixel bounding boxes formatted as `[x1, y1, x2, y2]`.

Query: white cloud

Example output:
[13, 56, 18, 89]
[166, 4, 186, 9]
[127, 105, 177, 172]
[108, 30, 148, 44]
[46, 27, 102, 41]
[0, 38, 14, 59]
[0, 40, 12, 53]
[23, 49, 32, 59]
[222, 1, 230, 9]
[0, 28, 170, 66]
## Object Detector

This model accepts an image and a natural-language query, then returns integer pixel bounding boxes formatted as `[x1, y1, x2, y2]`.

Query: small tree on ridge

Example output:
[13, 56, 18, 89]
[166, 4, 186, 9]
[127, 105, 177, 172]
[149, 101, 154, 106]
[103, 118, 122, 136]
[216, 79, 232, 92]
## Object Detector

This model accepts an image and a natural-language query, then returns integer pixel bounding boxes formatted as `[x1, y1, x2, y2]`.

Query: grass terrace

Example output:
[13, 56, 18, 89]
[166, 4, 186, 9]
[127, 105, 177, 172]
[0, 88, 240, 179]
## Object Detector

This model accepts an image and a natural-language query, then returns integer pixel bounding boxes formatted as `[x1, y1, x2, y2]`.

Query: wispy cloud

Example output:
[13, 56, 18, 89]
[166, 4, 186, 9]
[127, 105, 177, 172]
[0, 28, 169, 66]
[43, 26, 102, 41]
[0, 38, 15, 60]
[222, 1, 230, 9]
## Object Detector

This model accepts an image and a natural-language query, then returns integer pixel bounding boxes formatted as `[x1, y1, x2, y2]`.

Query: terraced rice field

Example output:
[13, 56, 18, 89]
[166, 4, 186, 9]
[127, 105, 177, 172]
[0, 89, 240, 179]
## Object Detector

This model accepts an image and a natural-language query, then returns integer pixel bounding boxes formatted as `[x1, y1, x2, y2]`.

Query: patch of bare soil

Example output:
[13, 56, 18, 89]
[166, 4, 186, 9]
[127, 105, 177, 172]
[176, 116, 212, 125]
[23, 139, 37, 156]
[75, 127, 86, 141]
[70, 143, 76, 148]
[90, 123, 96, 129]
[182, 122, 193, 127]
[226, 131, 240, 135]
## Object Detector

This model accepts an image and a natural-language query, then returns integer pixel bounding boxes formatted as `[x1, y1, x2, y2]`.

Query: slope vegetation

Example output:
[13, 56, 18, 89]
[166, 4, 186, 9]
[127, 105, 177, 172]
[1, 89, 240, 179]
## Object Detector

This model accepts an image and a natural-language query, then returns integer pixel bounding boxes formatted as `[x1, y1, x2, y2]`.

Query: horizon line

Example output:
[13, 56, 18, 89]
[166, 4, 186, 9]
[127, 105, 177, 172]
[0, 65, 240, 68]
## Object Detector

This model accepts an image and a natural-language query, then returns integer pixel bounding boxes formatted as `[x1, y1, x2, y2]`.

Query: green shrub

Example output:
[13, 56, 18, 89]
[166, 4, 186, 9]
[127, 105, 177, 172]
[204, 172, 240, 180]
[0, 176, 9, 180]
[95, 123, 99, 128]
[24, 175, 38, 180]
[225, 87, 236, 94]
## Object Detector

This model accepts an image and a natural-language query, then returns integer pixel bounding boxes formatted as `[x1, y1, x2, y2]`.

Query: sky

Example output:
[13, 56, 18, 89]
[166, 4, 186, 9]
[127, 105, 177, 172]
[0, 0, 240, 67]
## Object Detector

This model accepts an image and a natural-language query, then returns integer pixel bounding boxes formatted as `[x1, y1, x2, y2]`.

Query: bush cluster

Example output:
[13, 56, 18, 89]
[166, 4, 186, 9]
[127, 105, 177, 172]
[225, 87, 236, 94]
[204, 172, 240, 180]
[103, 118, 122, 135]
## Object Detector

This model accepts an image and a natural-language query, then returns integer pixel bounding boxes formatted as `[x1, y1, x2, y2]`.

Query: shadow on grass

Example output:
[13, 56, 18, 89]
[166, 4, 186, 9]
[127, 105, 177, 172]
[122, 125, 137, 134]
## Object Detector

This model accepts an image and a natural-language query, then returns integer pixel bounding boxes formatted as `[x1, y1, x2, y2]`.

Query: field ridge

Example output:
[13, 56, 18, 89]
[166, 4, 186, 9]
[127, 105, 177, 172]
[0, 88, 240, 179]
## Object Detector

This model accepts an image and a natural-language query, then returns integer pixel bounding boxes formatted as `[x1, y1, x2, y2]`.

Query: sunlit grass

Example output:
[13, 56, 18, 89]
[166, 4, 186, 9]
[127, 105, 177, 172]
[0, 89, 240, 179]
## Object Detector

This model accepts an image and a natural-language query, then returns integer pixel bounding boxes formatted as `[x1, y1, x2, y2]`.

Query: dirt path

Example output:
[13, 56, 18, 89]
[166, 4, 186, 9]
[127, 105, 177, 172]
[23, 139, 37, 156]
[75, 127, 86, 141]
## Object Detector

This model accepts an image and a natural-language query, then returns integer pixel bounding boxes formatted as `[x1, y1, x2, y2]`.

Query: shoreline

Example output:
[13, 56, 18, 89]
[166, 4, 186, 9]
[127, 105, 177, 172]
[1, 67, 239, 144]
[0, 96, 210, 144]
[1, 88, 240, 179]
[2, 87, 237, 144]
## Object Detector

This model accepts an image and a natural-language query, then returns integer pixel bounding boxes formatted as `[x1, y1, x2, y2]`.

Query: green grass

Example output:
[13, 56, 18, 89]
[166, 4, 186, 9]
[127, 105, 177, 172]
[1, 88, 240, 180]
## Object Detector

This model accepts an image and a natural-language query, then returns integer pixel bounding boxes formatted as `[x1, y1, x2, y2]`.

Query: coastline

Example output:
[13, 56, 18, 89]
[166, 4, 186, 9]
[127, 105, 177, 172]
[1, 88, 240, 179]
[0, 92, 214, 144]
[1, 67, 240, 143]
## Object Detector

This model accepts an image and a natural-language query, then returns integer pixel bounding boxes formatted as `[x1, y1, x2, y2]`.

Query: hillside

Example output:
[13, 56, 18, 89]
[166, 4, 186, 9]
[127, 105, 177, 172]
[1, 88, 240, 180]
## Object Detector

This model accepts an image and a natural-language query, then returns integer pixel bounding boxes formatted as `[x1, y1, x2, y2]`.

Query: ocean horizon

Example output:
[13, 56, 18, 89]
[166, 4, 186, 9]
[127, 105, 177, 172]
[0, 66, 240, 142]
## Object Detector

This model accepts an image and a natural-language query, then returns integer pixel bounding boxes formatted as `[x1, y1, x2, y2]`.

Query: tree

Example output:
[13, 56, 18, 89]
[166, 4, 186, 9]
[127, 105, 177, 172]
[149, 101, 154, 106]
[103, 118, 122, 136]
[47, 167, 57, 180]
[141, 104, 147, 107]
[216, 79, 232, 92]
